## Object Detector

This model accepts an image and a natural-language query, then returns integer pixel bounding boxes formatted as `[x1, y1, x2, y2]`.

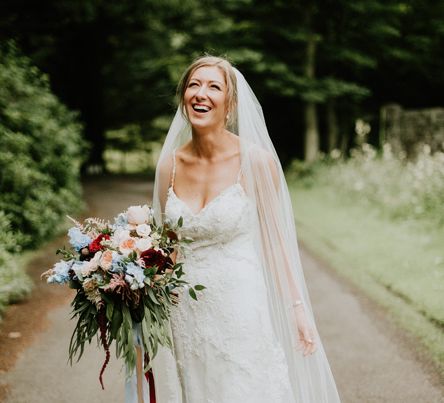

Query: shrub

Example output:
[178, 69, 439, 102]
[0, 212, 32, 316]
[0, 41, 87, 248]
[0, 41, 87, 317]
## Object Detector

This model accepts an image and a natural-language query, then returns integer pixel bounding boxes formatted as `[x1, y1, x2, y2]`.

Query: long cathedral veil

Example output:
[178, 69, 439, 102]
[150, 66, 341, 402]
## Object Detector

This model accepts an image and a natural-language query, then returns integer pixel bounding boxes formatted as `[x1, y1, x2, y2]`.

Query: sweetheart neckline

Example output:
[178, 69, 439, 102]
[167, 183, 246, 217]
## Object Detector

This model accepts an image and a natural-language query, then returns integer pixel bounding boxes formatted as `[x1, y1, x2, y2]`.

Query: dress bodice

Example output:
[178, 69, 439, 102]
[165, 182, 256, 251]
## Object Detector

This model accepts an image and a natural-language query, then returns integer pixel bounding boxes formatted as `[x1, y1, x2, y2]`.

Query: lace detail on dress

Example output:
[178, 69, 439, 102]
[164, 180, 295, 403]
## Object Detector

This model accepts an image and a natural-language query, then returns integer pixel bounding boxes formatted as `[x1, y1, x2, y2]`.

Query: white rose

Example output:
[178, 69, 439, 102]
[136, 223, 151, 237]
[112, 228, 130, 248]
[72, 261, 86, 278]
[127, 205, 150, 226]
[82, 251, 102, 276]
[135, 237, 152, 252]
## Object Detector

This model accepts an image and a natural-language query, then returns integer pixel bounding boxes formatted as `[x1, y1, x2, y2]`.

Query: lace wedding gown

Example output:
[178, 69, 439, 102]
[161, 150, 297, 403]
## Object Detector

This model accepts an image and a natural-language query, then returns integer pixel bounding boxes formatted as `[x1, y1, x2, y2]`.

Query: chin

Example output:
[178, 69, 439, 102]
[189, 118, 222, 130]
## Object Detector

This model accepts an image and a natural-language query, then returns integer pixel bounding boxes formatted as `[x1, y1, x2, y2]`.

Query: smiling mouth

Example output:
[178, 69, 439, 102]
[192, 104, 211, 113]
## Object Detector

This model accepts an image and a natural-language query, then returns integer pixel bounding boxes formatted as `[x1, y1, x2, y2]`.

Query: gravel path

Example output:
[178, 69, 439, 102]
[1, 177, 443, 402]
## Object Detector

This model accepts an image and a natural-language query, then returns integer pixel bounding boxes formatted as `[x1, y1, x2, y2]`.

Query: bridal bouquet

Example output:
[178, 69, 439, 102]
[42, 204, 203, 388]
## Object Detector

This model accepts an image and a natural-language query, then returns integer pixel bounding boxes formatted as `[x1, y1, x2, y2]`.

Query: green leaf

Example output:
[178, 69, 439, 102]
[147, 288, 161, 305]
[194, 284, 206, 291]
[111, 307, 123, 339]
[175, 266, 183, 278]
[188, 287, 197, 301]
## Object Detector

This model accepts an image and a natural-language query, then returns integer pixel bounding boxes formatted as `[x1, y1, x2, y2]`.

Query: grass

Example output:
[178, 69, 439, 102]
[289, 181, 444, 378]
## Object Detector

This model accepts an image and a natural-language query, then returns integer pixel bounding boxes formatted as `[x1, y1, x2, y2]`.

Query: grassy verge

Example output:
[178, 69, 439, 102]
[289, 182, 444, 378]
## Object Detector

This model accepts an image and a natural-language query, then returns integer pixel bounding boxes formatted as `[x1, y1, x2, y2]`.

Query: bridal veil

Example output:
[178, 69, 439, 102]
[149, 64, 341, 403]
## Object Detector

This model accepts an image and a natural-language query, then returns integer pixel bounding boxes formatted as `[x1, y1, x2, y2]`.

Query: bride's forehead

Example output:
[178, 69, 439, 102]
[190, 66, 225, 83]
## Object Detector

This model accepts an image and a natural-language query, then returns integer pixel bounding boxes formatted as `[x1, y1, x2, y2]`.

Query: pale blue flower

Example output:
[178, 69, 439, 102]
[68, 227, 91, 251]
[125, 262, 146, 290]
[111, 252, 125, 273]
[47, 260, 73, 284]
[113, 213, 128, 230]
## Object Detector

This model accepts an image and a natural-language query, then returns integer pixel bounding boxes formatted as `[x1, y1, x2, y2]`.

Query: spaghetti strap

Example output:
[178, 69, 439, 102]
[236, 160, 243, 183]
[171, 148, 177, 189]
[236, 163, 242, 183]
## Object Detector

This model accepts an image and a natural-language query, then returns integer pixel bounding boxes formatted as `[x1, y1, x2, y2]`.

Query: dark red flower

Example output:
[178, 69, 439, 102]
[140, 248, 172, 273]
[89, 233, 110, 253]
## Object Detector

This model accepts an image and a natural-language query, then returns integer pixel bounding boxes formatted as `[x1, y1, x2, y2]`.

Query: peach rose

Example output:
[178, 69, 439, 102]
[120, 238, 136, 255]
[100, 249, 113, 271]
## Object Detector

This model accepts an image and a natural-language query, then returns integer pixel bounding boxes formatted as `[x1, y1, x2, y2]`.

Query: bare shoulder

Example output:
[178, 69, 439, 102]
[157, 150, 174, 176]
[246, 144, 280, 189]
[247, 144, 277, 169]
[157, 140, 194, 174]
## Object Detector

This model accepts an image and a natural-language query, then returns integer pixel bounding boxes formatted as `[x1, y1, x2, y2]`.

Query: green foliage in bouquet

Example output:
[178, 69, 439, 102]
[0, 41, 87, 249]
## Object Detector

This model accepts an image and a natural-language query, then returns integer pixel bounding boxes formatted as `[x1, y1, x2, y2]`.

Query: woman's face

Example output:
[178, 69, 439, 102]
[184, 66, 227, 130]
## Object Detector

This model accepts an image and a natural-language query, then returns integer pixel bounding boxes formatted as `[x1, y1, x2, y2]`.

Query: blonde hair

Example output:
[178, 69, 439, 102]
[176, 55, 238, 129]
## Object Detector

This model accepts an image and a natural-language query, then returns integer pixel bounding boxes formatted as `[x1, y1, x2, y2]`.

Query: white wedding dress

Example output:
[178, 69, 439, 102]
[160, 151, 297, 403]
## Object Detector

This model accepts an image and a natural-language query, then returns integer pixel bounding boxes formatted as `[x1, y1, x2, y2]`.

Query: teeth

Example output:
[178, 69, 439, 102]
[193, 104, 210, 112]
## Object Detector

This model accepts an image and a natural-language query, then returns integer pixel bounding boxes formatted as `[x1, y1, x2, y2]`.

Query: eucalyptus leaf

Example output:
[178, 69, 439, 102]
[147, 288, 161, 305]
[188, 287, 197, 301]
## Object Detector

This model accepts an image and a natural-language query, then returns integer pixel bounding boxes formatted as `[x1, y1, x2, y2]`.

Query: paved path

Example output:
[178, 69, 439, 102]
[1, 177, 443, 402]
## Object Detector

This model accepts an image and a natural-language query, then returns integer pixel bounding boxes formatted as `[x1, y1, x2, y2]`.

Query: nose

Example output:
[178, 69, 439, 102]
[195, 84, 208, 99]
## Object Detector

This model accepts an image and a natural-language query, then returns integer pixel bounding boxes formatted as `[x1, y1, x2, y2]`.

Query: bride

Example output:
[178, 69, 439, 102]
[142, 55, 341, 403]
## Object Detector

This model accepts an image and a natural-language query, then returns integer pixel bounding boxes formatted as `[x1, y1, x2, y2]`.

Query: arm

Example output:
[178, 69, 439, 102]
[251, 147, 316, 356]
[156, 152, 174, 216]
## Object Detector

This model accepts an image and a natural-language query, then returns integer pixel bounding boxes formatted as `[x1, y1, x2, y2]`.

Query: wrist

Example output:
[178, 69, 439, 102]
[288, 299, 303, 310]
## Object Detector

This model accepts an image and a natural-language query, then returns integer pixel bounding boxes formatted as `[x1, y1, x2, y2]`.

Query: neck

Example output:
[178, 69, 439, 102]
[190, 124, 230, 159]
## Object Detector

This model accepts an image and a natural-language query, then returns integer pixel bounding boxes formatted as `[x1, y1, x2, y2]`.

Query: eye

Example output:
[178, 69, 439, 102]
[211, 85, 221, 90]
[188, 82, 197, 87]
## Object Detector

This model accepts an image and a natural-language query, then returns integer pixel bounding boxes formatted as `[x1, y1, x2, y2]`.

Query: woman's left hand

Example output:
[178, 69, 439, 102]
[294, 305, 317, 356]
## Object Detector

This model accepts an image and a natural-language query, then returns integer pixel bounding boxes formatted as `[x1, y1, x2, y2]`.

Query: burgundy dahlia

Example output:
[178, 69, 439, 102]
[140, 249, 172, 273]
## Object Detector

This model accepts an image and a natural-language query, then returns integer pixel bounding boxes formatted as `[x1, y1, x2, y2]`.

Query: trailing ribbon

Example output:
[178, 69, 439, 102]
[125, 323, 154, 403]
[145, 358, 156, 403]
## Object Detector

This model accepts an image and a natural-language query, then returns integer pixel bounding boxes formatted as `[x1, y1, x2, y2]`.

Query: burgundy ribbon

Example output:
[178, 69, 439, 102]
[144, 355, 156, 403]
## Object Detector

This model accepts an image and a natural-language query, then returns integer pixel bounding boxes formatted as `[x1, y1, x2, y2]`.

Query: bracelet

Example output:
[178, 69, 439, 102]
[291, 299, 303, 308]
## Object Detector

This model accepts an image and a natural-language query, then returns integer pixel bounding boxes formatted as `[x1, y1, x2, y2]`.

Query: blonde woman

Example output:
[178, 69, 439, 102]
[147, 56, 341, 403]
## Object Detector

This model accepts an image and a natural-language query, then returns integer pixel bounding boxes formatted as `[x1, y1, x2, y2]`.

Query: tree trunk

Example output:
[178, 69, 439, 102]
[304, 33, 319, 163]
[326, 99, 339, 152]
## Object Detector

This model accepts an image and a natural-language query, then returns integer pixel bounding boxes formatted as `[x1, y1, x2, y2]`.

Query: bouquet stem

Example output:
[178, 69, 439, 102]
[136, 345, 145, 403]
